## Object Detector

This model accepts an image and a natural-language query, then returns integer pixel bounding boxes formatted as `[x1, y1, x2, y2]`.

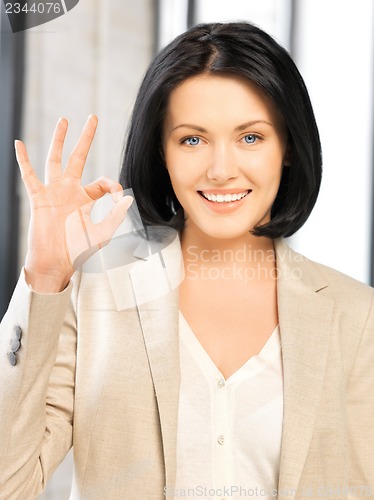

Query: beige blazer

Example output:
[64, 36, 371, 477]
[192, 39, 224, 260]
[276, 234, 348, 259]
[0, 236, 373, 499]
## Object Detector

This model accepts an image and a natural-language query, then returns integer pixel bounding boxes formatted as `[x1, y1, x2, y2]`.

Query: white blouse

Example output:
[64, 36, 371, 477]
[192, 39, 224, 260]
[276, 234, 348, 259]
[174, 312, 284, 500]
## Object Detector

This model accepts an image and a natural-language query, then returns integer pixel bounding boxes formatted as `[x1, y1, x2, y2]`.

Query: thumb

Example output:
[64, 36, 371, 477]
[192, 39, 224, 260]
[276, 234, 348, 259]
[96, 195, 134, 243]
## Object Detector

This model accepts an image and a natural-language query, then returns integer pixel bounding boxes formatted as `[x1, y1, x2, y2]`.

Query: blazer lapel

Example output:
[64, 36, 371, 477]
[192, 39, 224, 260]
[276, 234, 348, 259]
[126, 228, 183, 490]
[274, 239, 335, 497]
[101, 228, 183, 489]
[131, 285, 180, 491]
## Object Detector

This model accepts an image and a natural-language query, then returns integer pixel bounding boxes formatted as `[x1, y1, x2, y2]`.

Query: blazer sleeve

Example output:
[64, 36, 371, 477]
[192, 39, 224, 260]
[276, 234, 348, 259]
[346, 288, 374, 496]
[0, 270, 78, 499]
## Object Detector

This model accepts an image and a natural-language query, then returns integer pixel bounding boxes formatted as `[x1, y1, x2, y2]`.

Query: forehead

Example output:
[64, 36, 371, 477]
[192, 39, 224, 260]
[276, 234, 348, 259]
[164, 73, 284, 129]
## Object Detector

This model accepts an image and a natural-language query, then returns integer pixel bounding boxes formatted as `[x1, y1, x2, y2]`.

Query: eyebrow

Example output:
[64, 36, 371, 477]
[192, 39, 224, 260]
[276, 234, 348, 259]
[170, 120, 273, 133]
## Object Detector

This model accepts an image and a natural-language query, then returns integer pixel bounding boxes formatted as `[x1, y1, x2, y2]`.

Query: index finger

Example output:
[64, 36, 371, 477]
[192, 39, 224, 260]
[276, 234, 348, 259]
[64, 114, 98, 180]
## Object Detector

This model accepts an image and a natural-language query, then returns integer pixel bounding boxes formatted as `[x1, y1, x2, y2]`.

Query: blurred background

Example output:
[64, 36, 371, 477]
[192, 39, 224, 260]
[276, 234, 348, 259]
[0, 0, 373, 497]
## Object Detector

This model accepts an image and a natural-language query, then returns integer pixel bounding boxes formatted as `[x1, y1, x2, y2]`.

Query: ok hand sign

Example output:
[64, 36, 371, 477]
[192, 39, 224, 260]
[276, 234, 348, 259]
[15, 115, 133, 292]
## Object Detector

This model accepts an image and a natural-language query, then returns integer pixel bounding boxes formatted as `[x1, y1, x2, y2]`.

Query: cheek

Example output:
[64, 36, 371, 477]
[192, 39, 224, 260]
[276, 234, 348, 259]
[167, 168, 192, 200]
[244, 150, 283, 187]
[166, 161, 185, 183]
[166, 158, 203, 192]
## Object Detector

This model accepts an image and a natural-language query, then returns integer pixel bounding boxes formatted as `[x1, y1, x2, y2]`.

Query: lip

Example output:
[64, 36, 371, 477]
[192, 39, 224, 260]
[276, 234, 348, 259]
[198, 188, 250, 195]
[197, 189, 251, 213]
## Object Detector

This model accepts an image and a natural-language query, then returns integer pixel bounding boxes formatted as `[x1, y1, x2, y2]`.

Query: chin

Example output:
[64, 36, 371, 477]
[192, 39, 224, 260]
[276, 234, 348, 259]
[189, 218, 257, 241]
[183, 206, 273, 241]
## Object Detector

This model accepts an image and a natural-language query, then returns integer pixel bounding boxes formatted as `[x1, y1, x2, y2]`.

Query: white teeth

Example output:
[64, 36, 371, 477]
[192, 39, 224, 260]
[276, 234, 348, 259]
[201, 191, 249, 203]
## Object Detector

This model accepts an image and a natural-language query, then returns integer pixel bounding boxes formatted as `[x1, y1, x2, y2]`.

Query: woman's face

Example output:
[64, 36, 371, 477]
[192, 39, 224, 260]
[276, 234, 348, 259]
[162, 73, 289, 240]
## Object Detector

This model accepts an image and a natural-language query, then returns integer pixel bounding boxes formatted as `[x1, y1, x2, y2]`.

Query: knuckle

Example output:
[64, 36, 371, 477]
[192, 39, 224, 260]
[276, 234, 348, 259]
[74, 151, 87, 161]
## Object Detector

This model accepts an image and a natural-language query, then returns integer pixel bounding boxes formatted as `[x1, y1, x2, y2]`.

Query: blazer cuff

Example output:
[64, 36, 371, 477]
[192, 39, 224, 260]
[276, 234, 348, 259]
[0, 268, 74, 369]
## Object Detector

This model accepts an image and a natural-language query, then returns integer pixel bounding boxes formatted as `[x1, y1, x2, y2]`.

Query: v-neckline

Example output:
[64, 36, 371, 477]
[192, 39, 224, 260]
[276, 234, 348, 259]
[178, 310, 281, 384]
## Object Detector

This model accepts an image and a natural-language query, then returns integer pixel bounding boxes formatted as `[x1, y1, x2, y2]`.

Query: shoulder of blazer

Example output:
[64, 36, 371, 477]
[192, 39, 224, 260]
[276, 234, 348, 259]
[275, 237, 374, 323]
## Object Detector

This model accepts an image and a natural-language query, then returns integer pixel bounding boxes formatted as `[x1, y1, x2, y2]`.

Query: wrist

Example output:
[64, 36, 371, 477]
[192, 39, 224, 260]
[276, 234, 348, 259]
[24, 268, 71, 293]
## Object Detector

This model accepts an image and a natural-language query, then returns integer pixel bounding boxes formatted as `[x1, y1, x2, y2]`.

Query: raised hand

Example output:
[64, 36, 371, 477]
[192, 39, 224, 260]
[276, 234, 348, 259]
[15, 115, 133, 293]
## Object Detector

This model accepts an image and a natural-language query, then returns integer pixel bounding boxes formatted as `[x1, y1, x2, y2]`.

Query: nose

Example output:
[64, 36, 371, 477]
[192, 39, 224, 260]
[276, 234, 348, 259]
[206, 143, 239, 182]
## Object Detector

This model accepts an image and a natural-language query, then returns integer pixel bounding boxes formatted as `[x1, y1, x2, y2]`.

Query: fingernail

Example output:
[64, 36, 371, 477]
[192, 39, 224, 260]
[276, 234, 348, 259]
[124, 196, 134, 209]
[112, 190, 122, 202]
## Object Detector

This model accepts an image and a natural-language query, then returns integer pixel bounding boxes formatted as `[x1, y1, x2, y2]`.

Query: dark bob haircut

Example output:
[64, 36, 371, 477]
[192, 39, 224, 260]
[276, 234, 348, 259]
[120, 21, 322, 238]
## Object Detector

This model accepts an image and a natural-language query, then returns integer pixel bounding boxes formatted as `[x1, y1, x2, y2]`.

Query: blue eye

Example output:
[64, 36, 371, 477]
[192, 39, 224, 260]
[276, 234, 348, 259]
[183, 137, 201, 146]
[243, 134, 258, 144]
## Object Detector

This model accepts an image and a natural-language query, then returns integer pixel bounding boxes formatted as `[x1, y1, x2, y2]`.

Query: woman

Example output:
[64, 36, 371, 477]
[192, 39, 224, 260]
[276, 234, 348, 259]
[0, 22, 373, 500]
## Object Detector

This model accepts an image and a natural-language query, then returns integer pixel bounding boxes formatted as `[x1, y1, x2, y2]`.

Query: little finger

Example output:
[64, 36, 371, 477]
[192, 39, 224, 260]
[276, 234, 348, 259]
[15, 140, 43, 196]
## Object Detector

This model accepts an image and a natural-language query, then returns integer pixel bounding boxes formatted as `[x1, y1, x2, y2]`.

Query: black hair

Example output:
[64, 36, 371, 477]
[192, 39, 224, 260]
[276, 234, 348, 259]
[120, 21, 322, 238]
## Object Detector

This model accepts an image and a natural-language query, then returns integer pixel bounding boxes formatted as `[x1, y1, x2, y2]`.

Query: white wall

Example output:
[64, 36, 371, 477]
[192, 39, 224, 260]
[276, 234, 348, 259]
[290, 0, 373, 284]
[158, 0, 292, 50]
[196, 0, 292, 49]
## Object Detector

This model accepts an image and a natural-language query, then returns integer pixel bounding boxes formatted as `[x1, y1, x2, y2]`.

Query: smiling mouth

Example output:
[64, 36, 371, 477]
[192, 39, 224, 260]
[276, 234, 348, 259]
[197, 190, 251, 203]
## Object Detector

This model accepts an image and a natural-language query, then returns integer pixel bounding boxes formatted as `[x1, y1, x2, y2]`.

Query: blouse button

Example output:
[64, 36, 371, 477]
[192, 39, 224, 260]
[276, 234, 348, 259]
[217, 435, 224, 445]
[217, 378, 225, 388]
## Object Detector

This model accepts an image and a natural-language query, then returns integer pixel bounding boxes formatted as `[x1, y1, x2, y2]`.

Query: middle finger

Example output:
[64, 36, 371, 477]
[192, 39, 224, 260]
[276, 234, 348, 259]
[64, 114, 98, 180]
